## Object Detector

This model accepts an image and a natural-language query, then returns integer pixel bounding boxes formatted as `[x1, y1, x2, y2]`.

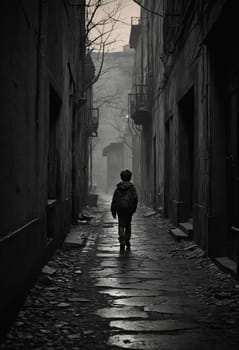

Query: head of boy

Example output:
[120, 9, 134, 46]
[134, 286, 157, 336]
[120, 169, 132, 182]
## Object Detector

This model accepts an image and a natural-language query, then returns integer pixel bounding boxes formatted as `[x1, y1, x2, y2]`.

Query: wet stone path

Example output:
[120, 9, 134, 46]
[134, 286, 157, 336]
[2, 198, 239, 349]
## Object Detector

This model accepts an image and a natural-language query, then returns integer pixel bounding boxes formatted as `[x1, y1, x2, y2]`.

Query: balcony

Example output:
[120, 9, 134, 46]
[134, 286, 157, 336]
[87, 108, 99, 137]
[129, 17, 141, 49]
[128, 85, 151, 126]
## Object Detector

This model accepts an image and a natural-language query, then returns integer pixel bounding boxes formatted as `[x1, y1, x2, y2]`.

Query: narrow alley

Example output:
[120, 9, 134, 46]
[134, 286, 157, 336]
[1, 196, 239, 350]
[2, 1, 239, 349]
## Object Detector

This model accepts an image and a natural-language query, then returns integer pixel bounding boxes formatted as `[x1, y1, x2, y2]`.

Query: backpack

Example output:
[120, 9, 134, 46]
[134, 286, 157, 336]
[117, 188, 132, 210]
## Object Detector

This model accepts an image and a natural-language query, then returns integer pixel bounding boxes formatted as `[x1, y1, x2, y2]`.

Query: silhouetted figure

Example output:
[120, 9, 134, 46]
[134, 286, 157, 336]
[111, 169, 138, 251]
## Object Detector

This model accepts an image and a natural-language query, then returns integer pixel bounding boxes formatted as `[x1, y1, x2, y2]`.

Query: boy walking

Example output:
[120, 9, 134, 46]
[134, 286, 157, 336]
[111, 169, 138, 251]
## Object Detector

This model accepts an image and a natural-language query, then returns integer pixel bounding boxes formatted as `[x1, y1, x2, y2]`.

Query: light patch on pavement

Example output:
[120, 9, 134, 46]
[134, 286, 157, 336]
[94, 277, 140, 287]
[113, 296, 167, 307]
[95, 307, 148, 319]
[108, 333, 203, 349]
[99, 289, 160, 297]
[110, 319, 198, 332]
[144, 304, 184, 314]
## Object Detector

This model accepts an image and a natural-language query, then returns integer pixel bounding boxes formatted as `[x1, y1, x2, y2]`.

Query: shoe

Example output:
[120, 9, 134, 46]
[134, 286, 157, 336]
[126, 241, 131, 249]
[120, 244, 125, 252]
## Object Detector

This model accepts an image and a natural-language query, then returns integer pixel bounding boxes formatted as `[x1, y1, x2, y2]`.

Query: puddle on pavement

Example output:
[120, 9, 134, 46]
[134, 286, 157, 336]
[90, 269, 122, 277]
[113, 296, 167, 307]
[144, 304, 185, 314]
[96, 253, 118, 258]
[109, 319, 197, 332]
[99, 289, 160, 297]
[97, 246, 121, 252]
[113, 295, 193, 308]
[111, 272, 166, 279]
[94, 277, 140, 287]
[95, 307, 148, 319]
[94, 281, 177, 290]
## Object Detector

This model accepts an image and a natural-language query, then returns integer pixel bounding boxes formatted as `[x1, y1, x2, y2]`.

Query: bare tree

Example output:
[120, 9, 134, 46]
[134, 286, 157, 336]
[84, 0, 124, 89]
[106, 114, 133, 150]
[85, 0, 136, 149]
[93, 83, 132, 148]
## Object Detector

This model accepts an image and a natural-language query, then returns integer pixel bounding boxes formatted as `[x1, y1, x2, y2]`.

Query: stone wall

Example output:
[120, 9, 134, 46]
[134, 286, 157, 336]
[0, 0, 90, 337]
[130, 0, 239, 264]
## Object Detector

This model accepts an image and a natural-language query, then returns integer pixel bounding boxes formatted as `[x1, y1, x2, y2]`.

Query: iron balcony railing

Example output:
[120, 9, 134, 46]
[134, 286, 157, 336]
[128, 85, 150, 125]
[87, 108, 99, 137]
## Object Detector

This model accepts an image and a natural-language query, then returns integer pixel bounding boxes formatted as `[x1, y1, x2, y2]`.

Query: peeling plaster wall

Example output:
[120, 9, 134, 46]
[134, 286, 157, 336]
[131, 0, 236, 259]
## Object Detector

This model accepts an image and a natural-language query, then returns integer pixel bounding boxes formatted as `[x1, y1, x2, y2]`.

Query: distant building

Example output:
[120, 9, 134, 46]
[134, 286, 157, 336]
[103, 142, 132, 193]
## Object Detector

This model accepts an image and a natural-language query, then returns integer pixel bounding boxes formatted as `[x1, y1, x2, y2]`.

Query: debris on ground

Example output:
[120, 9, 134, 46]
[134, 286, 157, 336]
[2, 198, 239, 349]
[41, 265, 57, 276]
[143, 210, 157, 217]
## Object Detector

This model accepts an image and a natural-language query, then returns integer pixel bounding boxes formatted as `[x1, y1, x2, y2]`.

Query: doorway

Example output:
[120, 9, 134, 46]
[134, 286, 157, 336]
[226, 81, 239, 261]
[178, 88, 194, 222]
[164, 117, 173, 218]
[153, 136, 157, 209]
[47, 85, 61, 238]
[205, 0, 239, 263]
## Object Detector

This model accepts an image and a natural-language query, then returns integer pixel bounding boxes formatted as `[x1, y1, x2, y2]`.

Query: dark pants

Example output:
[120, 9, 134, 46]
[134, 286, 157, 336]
[117, 210, 133, 245]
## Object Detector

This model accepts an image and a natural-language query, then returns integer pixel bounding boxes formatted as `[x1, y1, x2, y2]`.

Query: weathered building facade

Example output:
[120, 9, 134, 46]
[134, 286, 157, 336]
[0, 0, 95, 336]
[129, 0, 239, 273]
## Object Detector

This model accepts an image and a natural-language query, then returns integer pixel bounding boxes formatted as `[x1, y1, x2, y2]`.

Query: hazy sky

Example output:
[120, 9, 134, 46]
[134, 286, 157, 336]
[90, 0, 140, 52]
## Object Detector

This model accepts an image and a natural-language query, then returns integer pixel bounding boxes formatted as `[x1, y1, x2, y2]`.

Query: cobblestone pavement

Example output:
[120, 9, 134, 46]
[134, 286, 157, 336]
[1, 196, 239, 349]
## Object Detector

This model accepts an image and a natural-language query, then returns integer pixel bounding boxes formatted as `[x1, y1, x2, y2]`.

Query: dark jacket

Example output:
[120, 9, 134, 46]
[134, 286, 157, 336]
[111, 181, 138, 217]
